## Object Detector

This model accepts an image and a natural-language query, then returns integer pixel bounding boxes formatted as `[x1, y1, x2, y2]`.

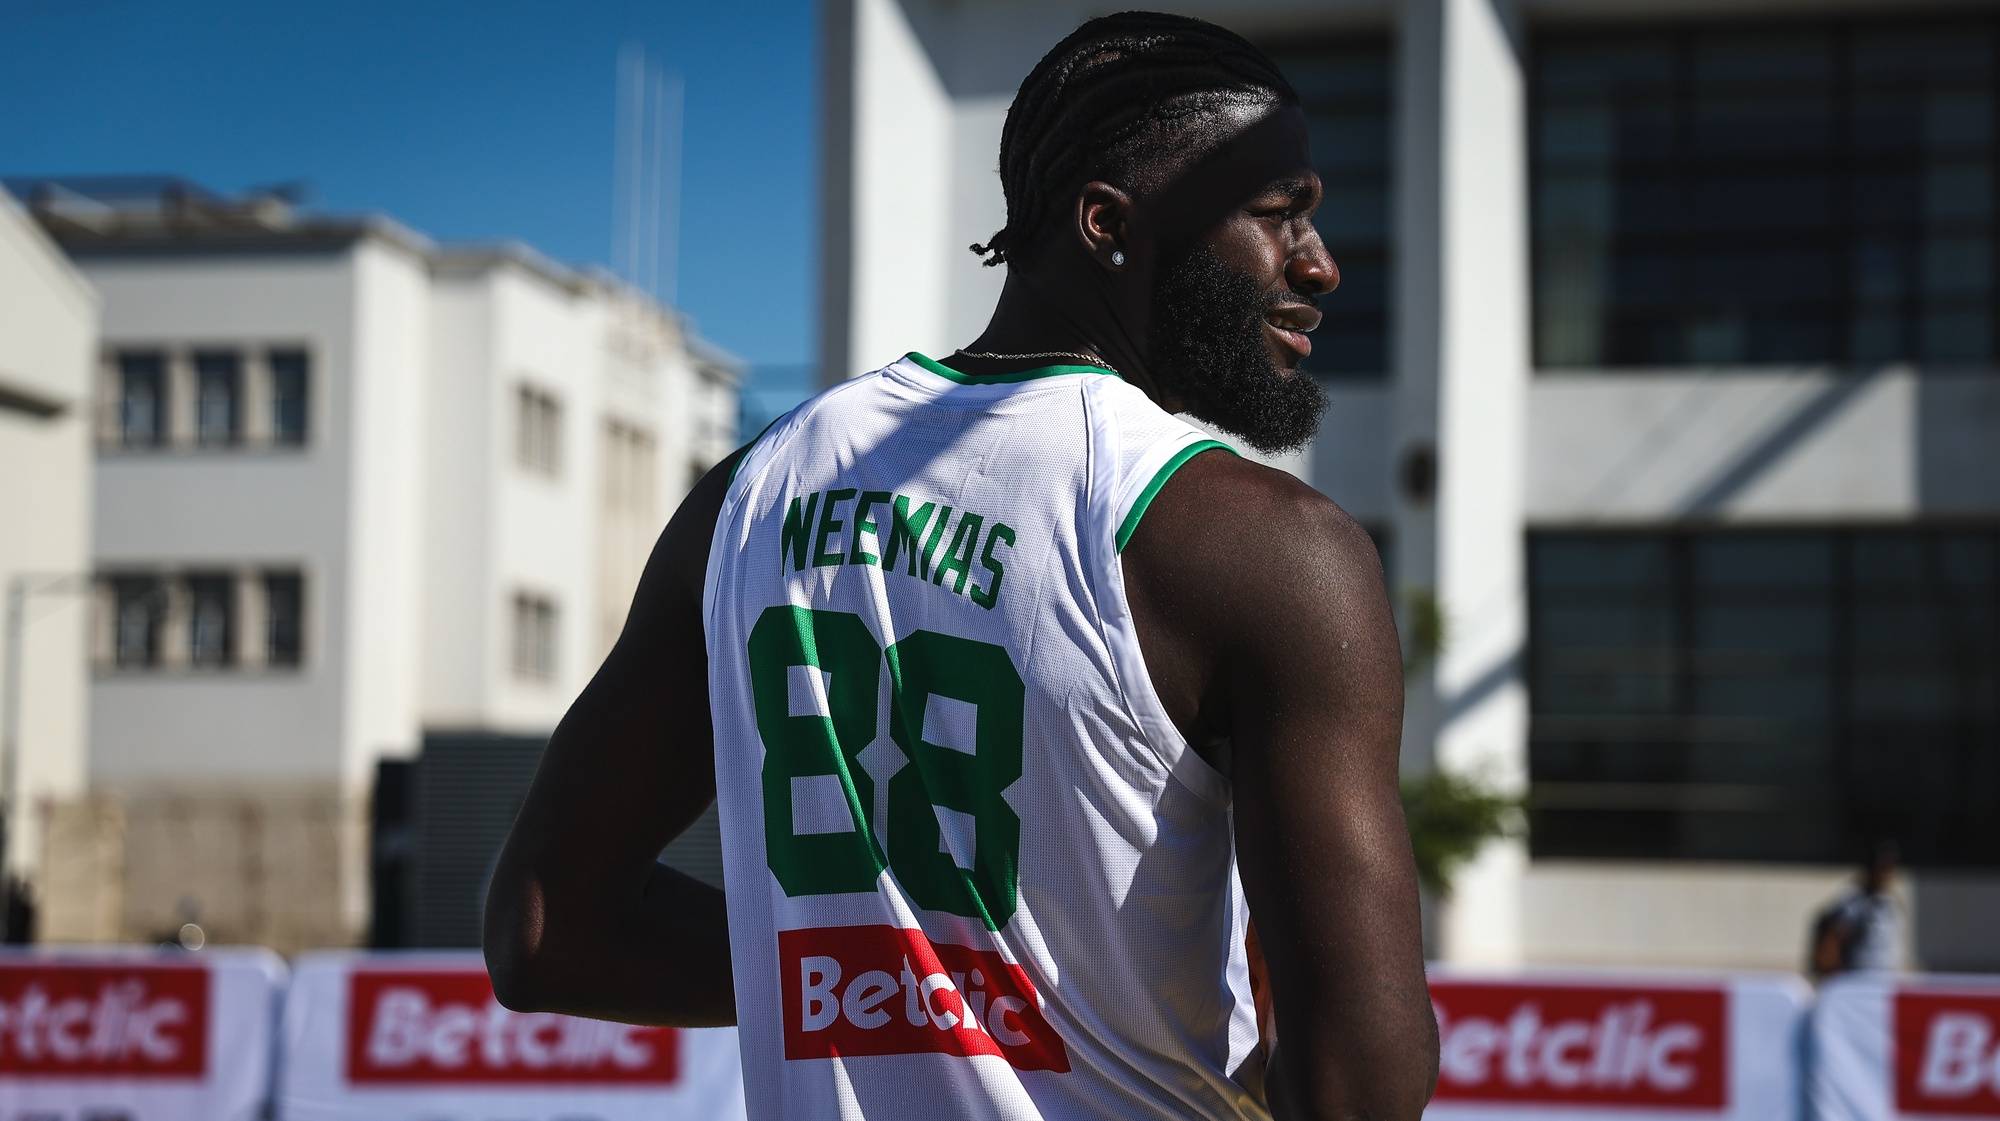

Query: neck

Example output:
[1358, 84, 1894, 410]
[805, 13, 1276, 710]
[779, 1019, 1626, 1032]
[954, 271, 1168, 404]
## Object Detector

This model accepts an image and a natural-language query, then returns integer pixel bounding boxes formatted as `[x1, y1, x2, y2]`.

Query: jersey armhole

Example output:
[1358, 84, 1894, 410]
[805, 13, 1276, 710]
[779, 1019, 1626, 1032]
[1112, 437, 1237, 553]
[1084, 387, 1238, 807]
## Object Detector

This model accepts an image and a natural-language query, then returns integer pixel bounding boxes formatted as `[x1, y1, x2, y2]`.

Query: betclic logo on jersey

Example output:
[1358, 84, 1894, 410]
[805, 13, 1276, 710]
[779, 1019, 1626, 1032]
[1429, 981, 1728, 1108]
[780, 924, 1070, 1072]
[1895, 990, 2000, 1113]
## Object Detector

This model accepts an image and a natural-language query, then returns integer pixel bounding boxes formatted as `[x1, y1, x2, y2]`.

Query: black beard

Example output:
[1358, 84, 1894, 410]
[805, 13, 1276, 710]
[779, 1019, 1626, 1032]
[1144, 244, 1326, 454]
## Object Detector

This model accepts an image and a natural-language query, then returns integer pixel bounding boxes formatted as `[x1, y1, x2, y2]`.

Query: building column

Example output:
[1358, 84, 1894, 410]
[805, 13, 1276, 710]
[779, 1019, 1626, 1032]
[1393, 0, 1533, 965]
[241, 350, 273, 447]
[95, 354, 121, 447]
[166, 350, 197, 448]
[156, 576, 190, 669]
[234, 569, 266, 669]
[89, 580, 115, 667]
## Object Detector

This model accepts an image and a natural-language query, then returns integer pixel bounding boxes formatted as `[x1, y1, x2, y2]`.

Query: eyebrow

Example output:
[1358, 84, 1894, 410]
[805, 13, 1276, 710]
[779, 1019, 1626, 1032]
[1263, 176, 1321, 205]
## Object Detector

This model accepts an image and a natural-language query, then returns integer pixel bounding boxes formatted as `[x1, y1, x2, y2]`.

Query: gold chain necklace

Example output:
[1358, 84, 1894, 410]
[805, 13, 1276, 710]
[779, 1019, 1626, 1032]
[953, 347, 1117, 373]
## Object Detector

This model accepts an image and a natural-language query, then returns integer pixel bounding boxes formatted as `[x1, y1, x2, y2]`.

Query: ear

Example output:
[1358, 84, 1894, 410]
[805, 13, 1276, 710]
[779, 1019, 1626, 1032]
[1073, 181, 1133, 271]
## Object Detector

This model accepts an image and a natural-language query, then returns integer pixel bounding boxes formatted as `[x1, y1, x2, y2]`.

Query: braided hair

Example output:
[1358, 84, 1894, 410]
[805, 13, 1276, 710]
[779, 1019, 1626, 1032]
[969, 11, 1300, 269]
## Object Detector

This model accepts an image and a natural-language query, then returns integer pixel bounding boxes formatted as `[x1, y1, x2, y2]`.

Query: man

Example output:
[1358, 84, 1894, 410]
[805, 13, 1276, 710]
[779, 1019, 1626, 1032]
[1810, 841, 1904, 980]
[485, 12, 1437, 1120]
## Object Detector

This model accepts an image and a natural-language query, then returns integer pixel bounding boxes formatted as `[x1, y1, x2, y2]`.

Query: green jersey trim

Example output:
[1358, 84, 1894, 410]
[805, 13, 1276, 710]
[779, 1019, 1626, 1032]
[906, 350, 1121, 384]
[1115, 439, 1237, 553]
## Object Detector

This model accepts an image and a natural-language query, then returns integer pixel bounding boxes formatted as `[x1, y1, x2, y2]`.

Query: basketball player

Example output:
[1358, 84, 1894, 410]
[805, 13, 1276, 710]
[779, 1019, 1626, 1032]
[486, 12, 1437, 1119]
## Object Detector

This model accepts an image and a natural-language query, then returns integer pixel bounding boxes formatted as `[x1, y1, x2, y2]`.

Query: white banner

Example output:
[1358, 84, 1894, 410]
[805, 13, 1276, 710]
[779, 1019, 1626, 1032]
[1424, 968, 1809, 1121]
[0, 946, 285, 1121]
[276, 951, 745, 1121]
[1810, 974, 2000, 1121]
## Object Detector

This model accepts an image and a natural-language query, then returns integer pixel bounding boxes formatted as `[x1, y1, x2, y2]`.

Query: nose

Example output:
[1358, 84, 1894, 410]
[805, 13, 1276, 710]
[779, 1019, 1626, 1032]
[1289, 227, 1339, 298]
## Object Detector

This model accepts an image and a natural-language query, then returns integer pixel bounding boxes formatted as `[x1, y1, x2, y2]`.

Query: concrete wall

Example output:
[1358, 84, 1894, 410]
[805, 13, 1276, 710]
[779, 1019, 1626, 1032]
[0, 190, 97, 883]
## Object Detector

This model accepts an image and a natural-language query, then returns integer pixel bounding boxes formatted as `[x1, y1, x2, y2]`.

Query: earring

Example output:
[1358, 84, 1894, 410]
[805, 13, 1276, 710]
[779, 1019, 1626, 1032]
[1110, 250, 1126, 267]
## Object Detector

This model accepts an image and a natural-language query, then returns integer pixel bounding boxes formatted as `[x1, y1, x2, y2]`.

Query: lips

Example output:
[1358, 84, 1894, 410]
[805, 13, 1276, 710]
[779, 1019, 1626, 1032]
[1264, 303, 1321, 360]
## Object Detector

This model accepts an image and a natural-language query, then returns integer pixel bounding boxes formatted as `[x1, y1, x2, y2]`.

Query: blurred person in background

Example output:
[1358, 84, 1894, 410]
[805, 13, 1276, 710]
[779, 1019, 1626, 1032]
[486, 10, 1435, 1120]
[1809, 840, 1904, 980]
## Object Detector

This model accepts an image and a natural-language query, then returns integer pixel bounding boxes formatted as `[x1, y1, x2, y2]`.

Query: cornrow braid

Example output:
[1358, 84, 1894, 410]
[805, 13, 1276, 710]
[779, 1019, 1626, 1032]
[970, 11, 1300, 268]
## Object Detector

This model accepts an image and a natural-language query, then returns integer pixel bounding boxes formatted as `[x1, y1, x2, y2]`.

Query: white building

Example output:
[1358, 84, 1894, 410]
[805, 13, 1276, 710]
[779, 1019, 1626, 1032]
[15, 178, 739, 949]
[0, 188, 97, 906]
[822, 0, 2000, 972]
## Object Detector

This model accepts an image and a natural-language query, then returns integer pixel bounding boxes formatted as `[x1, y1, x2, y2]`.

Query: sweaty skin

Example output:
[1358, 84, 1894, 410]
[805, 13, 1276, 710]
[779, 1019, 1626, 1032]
[484, 97, 1437, 1120]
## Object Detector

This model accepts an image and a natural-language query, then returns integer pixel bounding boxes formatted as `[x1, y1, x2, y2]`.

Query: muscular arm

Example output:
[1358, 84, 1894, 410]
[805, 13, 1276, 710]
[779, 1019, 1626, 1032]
[1124, 454, 1437, 1121]
[482, 451, 741, 1026]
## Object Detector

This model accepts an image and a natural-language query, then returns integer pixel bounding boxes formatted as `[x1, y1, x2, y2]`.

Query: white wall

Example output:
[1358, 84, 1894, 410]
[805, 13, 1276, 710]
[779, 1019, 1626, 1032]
[86, 253, 357, 789]
[341, 241, 430, 788]
[0, 191, 97, 881]
[426, 271, 736, 730]
[835, 0, 957, 374]
[420, 278, 496, 726]
[0, 193, 97, 410]
[1528, 369, 2000, 523]
[483, 267, 602, 731]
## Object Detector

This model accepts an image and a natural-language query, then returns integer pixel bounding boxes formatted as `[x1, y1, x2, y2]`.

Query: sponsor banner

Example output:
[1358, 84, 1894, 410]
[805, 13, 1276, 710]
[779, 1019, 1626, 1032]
[0, 946, 284, 1121]
[779, 923, 1069, 1072]
[1425, 969, 1807, 1121]
[1811, 975, 2000, 1121]
[278, 951, 745, 1121]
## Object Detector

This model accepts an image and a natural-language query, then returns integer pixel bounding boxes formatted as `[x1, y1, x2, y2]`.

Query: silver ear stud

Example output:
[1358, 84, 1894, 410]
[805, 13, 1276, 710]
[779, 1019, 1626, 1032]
[1111, 250, 1126, 266]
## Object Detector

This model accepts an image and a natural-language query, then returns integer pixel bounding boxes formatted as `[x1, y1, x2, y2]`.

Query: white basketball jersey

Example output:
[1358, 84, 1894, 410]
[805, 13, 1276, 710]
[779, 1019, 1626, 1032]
[703, 352, 1266, 1120]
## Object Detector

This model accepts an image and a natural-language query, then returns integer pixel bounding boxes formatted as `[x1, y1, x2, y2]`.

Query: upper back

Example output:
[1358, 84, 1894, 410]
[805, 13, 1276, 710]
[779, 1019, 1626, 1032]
[701, 353, 1266, 1120]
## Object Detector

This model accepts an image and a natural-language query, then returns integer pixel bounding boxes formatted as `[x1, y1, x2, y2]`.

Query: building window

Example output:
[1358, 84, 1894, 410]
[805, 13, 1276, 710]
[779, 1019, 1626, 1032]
[1262, 36, 1393, 378]
[512, 592, 558, 681]
[1533, 16, 1998, 368]
[99, 570, 306, 671]
[112, 576, 165, 667]
[603, 419, 658, 514]
[117, 352, 166, 448]
[269, 349, 310, 446]
[1528, 529, 2000, 867]
[194, 351, 241, 447]
[516, 385, 562, 477]
[264, 571, 304, 666]
[187, 572, 234, 666]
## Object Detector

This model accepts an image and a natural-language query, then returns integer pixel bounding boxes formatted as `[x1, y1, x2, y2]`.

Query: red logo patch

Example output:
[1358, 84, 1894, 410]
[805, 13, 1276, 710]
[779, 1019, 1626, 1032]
[1895, 990, 2000, 1114]
[0, 962, 208, 1078]
[1429, 981, 1727, 1108]
[779, 924, 1069, 1072]
[345, 970, 681, 1085]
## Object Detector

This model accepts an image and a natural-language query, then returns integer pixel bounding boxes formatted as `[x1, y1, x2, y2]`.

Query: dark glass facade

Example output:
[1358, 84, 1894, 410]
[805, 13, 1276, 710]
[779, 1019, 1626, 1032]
[1529, 529, 2000, 866]
[1533, 16, 1998, 368]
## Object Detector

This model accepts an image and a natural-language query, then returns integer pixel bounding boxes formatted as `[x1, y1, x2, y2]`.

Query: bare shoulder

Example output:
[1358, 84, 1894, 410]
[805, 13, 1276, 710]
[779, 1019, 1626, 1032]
[1123, 447, 1386, 644]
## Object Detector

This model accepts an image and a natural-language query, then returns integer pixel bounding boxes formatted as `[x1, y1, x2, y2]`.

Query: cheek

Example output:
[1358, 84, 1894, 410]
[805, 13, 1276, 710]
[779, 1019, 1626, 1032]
[1207, 224, 1289, 287]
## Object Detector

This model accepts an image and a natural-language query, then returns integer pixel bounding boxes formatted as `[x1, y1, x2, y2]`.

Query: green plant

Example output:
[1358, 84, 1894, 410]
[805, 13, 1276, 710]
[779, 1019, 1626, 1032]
[1401, 588, 1447, 678]
[1400, 768, 1520, 898]
[1391, 584, 1520, 897]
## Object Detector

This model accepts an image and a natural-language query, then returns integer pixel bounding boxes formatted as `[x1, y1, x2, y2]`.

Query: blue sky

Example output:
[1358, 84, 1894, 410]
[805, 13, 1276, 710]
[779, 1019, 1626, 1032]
[2, 0, 818, 389]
